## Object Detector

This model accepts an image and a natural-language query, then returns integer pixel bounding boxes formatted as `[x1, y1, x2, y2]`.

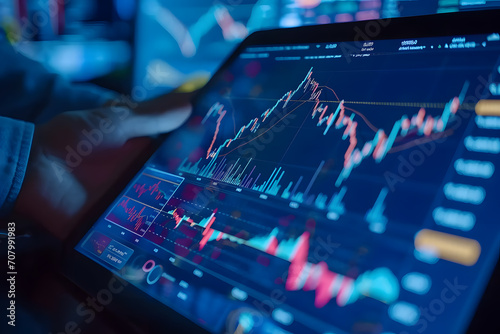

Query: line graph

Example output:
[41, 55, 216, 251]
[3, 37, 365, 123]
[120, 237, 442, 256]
[144, 0, 248, 58]
[179, 67, 469, 216]
[223, 96, 475, 110]
[106, 197, 157, 235]
[106, 169, 184, 236]
[148, 205, 400, 308]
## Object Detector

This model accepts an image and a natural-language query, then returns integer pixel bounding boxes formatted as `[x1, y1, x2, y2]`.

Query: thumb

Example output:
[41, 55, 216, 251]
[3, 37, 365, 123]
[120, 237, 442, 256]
[119, 103, 192, 140]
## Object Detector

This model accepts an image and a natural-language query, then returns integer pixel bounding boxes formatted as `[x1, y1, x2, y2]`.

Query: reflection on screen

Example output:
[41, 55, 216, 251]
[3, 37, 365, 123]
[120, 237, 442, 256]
[133, 0, 500, 99]
[78, 30, 500, 333]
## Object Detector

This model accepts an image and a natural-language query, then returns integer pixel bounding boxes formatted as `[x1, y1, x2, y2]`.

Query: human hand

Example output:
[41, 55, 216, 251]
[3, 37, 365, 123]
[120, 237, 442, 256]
[14, 91, 193, 240]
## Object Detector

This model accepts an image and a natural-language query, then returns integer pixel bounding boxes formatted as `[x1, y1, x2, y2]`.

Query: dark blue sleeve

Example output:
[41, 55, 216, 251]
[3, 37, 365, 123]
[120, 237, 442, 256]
[0, 116, 34, 217]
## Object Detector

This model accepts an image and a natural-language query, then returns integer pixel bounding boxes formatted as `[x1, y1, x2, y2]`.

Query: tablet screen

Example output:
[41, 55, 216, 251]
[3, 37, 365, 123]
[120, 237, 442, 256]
[76, 31, 500, 333]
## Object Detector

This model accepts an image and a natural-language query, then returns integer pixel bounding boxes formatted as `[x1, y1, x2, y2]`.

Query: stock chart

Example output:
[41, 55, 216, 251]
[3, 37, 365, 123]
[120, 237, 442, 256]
[79, 32, 500, 333]
[106, 169, 184, 235]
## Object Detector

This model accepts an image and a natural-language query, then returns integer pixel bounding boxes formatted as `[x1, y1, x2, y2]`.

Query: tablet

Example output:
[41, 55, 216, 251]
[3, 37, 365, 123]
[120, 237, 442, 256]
[64, 9, 500, 334]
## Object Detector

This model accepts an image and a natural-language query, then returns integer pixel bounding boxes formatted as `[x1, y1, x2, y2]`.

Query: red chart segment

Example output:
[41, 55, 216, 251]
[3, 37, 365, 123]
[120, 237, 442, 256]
[155, 207, 399, 308]
[125, 169, 183, 208]
[106, 168, 184, 236]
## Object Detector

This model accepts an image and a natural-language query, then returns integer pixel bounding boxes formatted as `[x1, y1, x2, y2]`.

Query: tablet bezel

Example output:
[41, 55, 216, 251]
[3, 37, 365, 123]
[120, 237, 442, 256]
[62, 9, 500, 333]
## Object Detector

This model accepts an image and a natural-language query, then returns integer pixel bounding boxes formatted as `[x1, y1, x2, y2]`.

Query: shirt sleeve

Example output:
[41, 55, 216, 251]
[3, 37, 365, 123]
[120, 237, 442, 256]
[0, 116, 34, 217]
[0, 33, 118, 124]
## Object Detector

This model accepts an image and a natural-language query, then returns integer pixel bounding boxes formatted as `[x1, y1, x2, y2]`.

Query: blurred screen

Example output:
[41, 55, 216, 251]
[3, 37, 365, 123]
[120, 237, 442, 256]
[133, 0, 500, 100]
[0, 0, 135, 89]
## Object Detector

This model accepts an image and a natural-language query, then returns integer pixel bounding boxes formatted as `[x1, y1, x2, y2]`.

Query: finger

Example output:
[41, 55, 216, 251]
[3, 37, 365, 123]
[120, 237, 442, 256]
[121, 103, 192, 140]
[133, 90, 198, 115]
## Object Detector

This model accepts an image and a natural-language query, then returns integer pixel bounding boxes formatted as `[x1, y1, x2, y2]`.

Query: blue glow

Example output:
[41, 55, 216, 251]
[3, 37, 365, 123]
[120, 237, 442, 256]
[402, 272, 432, 295]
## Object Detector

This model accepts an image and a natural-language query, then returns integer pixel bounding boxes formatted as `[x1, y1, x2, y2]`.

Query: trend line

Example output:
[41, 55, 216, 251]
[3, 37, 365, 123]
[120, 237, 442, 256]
[318, 85, 341, 101]
[146, 0, 248, 58]
[225, 96, 474, 110]
[388, 129, 454, 154]
[336, 81, 469, 186]
[181, 67, 469, 191]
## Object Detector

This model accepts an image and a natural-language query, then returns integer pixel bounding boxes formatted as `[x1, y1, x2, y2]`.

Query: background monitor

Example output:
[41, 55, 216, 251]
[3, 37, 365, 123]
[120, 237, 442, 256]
[132, 0, 500, 100]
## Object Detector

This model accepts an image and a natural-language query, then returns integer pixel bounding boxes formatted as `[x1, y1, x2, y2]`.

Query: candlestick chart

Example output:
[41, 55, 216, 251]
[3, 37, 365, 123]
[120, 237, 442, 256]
[178, 67, 470, 220]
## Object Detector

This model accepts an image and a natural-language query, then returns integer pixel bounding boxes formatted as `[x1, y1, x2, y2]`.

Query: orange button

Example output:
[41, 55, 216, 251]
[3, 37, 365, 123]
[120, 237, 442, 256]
[475, 100, 500, 116]
[414, 229, 481, 266]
